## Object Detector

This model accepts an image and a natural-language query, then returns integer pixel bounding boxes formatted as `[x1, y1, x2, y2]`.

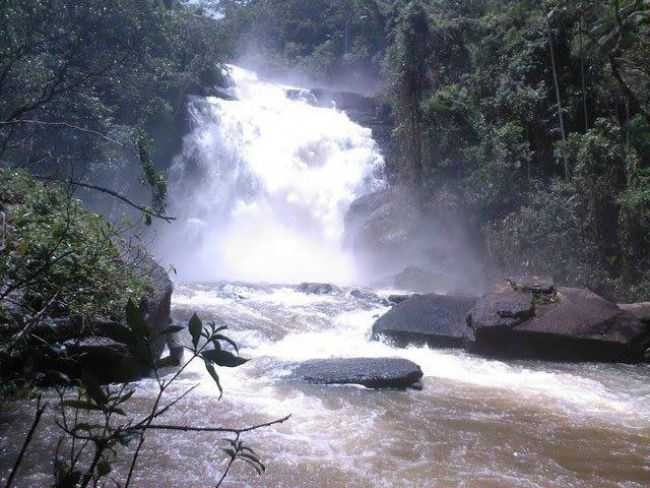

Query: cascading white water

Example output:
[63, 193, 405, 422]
[158, 66, 384, 283]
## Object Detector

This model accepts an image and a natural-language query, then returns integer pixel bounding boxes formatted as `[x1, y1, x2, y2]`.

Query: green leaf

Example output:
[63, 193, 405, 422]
[214, 334, 239, 354]
[96, 460, 111, 478]
[116, 389, 135, 405]
[156, 355, 180, 368]
[81, 372, 108, 407]
[189, 314, 202, 350]
[117, 431, 141, 447]
[201, 349, 249, 368]
[204, 361, 223, 399]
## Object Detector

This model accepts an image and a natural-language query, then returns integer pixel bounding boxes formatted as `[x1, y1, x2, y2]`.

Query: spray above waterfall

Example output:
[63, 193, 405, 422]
[157, 65, 385, 283]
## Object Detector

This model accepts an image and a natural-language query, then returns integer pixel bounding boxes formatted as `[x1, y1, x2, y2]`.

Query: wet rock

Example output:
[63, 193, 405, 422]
[387, 294, 417, 305]
[41, 253, 179, 384]
[372, 294, 477, 348]
[61, 337, 146, 384]
[467, 288, 650, 362]
[506, 275, 556, 304]
[135, 253, 175, 358]
[618, 302, 650, 325]
[467, 290, 535, 329]
[288, 357, 423, 389]
[297, 282, 338, 295]
[349, 289, 389, 305]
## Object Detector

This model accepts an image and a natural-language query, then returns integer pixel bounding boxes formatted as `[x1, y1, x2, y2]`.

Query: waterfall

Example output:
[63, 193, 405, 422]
[158, 66, 385, 283]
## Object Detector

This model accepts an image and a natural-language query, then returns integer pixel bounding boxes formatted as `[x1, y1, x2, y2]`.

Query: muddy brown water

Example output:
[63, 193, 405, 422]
[2, 282, 649, 487]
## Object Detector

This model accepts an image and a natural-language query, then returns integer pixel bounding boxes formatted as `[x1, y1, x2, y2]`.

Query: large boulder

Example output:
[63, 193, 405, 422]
[133, 252, 179, 360]
[467, 287, 650, 362]
[33, 252, 180, 384]
[287, 357, 423, 389]
[372, 294, 477, 348]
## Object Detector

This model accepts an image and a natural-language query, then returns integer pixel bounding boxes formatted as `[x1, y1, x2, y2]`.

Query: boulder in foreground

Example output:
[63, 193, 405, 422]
[287, 357, 423, 389]
[467, 287, 650, 362]
[372, 294, 477, 348]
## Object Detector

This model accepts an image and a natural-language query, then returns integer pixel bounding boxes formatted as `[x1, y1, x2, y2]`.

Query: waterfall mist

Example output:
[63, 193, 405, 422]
[156, 66, 385, 284]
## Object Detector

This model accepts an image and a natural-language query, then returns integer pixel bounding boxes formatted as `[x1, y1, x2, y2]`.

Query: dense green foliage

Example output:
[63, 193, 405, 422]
[219, 0, 392, 83]
[0, 0, 229, 218]
[0, 169, 147, 322]
[383, 0, 650, 300]
[2, 0, 649, 301]
[224, 0, 650, 300]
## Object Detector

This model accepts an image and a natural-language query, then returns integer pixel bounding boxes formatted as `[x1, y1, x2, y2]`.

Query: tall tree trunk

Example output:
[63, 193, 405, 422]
[579, 14, 589, 131]
[547, 22, 568, 178]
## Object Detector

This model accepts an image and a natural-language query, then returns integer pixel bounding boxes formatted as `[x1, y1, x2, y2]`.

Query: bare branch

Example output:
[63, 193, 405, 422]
[143, 415, 292, 435]
[0, 120, 125, 147]
[34, 177, 176, 223]
[4, 397, 48, 488]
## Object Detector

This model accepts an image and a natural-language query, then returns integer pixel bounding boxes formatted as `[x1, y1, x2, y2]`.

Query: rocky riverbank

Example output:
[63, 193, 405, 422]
[371, 277, 650, 363]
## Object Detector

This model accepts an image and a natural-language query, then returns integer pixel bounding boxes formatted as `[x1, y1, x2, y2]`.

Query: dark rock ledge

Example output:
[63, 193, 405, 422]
[372, 294, 477, 348]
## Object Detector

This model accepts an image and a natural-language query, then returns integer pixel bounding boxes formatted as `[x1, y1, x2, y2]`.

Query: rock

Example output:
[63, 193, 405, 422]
[466, 290, 535, 329]
[467, 288, 650, 362]
[297, 282, 338, 295]
[506, 275, 556, 304]
[349, 289, 389, 305]
[618, 302, 650, 325]
[127, 250, 178, 362]
[372, 294, 477, 348]
[287, 357, 423, 389]
[42, 252, 179, 384]
[387, 294, 417, 305]
[392, 266, 448, 293]
[61, 338, 145, 384]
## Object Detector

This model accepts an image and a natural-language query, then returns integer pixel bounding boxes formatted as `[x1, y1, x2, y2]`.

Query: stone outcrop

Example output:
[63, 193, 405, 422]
[372, 294, 477, 348]
[287, 357, 423, 389]
[467, 287, 650, 362]
[34, 252, 179, 384]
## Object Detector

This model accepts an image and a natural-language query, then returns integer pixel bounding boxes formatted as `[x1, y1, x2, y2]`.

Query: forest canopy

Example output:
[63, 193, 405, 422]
[2, 0, 650, 299]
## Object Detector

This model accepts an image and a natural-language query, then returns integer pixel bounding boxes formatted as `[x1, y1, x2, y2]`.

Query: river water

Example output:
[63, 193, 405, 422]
[2, 281, 649, 487]
[152, 282, 650, 488]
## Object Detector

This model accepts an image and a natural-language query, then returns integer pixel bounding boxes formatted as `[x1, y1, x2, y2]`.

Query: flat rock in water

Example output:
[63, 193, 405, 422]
[467, 287, 650, 362]
[372, 294, 477, 348]
[288, 357, 423, 389]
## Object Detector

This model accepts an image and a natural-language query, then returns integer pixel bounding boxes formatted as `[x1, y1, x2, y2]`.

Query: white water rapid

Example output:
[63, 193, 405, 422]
[158, 65, 384, 283]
